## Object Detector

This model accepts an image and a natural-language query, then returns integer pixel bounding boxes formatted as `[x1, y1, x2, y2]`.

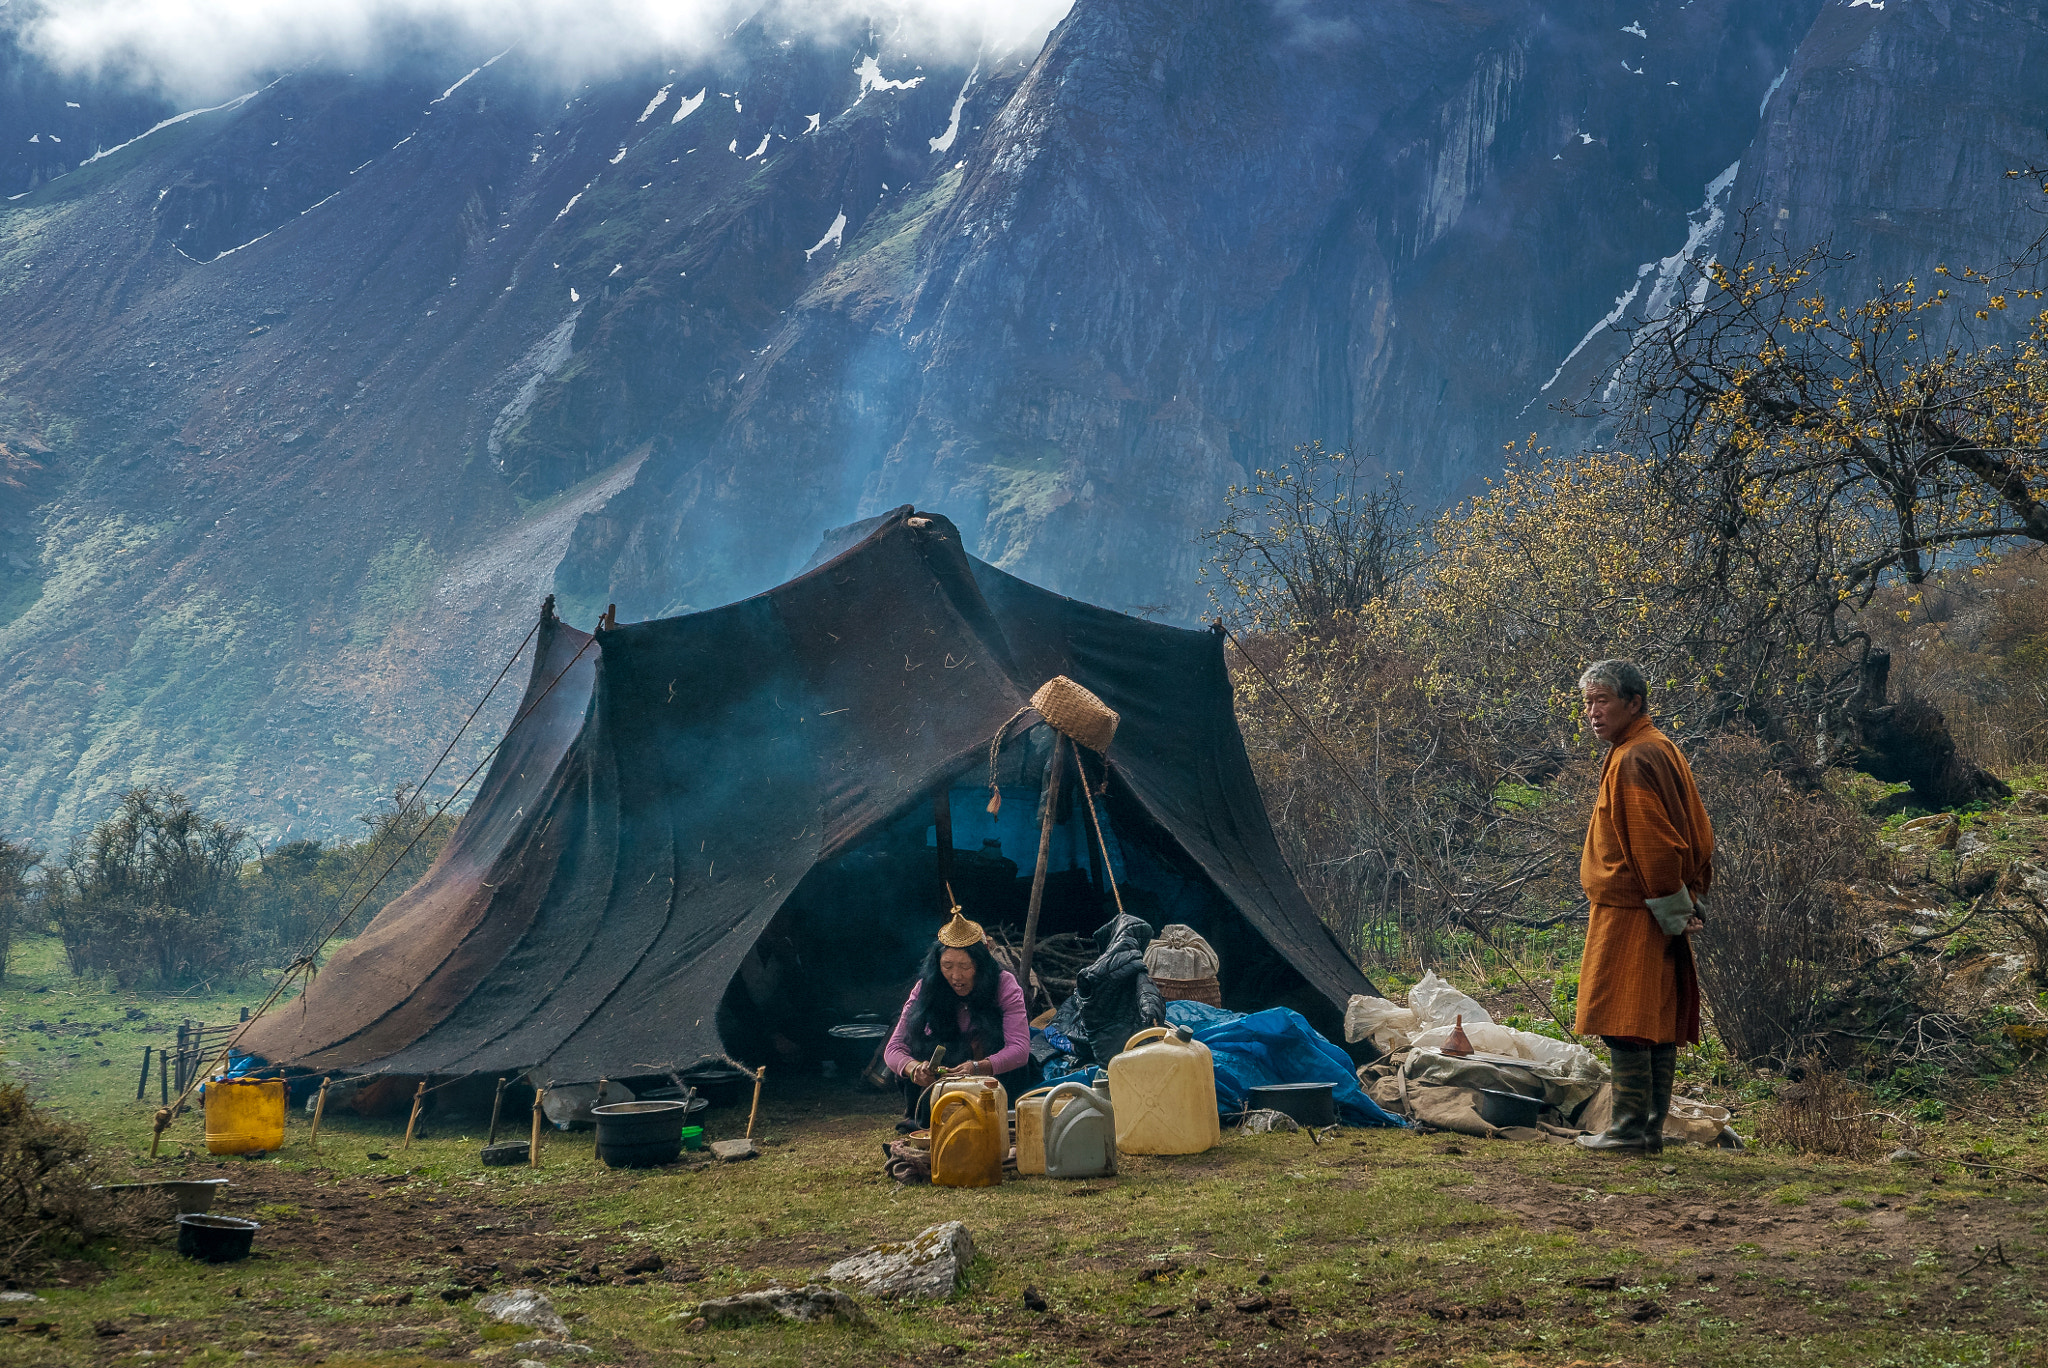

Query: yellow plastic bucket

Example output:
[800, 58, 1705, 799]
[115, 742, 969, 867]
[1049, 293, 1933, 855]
[205, 1078, 287, 1155]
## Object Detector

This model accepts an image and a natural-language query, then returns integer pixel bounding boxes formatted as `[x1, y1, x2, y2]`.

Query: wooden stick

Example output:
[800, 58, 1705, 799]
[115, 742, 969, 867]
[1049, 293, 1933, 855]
[486, 1076, 508, 1146]
[530, 1088, 546, 1169]
[1019, 736, 1069, 1011]
[401, 1080, 426, 1151]
[136, 1046, 152, 1102]
[744, 1066, 766, 1140]
[309, 1079, 330, 1153]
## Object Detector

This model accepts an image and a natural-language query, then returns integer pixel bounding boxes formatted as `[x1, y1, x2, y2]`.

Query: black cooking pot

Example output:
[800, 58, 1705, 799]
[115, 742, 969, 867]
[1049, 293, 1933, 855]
[826, 1022, 893, 1067]
[177, 1213, 259, 1263]
[1247, 1082, 1338, 1128]
[1474, 1088, 1544, 1130]
[593, 1100, 691, 1168]
[677, 1066, 754, 1108]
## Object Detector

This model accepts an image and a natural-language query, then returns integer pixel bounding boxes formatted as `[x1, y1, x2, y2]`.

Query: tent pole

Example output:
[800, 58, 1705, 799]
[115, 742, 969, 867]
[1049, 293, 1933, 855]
[1018, 736, 1069, 1013]
[309, 1079, 330, 1154]
[401, 1081, 427, 1151]
[530, 1088, 546, 1169]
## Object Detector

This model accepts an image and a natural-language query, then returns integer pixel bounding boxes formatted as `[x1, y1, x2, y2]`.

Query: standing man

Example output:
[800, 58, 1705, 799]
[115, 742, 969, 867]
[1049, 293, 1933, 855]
[1573, 660, 1712, 1153]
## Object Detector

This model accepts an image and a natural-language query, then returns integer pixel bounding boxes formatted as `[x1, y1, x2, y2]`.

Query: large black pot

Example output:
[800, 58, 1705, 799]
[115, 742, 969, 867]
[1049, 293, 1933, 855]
[678, 1066, 754, 1108]
[1247, 1082, 1338, 1128]
[177, 1213, 259, 1263]
[592, 1100, 691, 1168]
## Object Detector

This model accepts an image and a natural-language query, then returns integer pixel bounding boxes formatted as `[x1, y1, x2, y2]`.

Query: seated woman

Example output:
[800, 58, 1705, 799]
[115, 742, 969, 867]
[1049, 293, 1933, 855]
[883, 907, 1030, 1131]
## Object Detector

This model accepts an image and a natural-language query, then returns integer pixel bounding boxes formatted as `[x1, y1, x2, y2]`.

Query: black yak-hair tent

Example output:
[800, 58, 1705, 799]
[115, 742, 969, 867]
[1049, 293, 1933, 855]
[243, 509, 1376, 1084]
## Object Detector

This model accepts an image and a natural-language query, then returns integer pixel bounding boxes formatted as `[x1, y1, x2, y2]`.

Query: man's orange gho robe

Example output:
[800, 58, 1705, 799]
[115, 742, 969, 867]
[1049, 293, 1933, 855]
[1574, 713, 1715, 1044]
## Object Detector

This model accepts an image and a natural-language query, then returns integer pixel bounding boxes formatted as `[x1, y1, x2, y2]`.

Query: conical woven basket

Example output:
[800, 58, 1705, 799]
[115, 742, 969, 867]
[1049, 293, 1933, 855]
[1030, 675, 1118, 754]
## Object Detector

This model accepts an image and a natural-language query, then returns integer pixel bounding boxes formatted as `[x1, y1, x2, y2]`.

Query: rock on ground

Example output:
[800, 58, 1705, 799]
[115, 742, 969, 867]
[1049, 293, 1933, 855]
[475, 1289, 569, 1338]
[709, 1138, 759, 1162]
[1233, 1109, 1300, 1134]
[826, 1221, 974, 1302]
[511, 1341, 592, 1357]
[696, 1285, 868, 1327]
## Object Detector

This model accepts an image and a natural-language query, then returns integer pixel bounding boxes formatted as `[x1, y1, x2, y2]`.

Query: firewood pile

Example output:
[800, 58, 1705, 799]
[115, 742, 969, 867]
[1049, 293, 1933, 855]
[987, 927, 1096, 1007]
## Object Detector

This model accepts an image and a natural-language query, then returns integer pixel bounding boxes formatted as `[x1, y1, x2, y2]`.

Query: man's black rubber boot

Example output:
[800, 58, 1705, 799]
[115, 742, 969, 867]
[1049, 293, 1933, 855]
[1646, 1043, 1677, 1156]
[1577, 1043, 1654, 1152]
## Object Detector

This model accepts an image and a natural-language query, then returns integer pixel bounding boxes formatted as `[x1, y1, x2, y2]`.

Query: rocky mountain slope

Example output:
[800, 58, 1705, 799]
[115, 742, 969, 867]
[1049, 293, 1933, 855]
[0, 0, 2042, 844]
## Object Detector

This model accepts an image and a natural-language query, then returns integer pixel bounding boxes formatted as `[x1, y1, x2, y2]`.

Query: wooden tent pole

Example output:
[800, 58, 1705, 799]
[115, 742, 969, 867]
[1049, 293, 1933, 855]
[401, 1081, 427, 1151]
[309, 1079, 330, 1153]
[486, 1076, 508, 1146]
[1018, 736, 1069, 1013]
[530, 1088, 546, 1169]
[744, 1067, 766, 1140]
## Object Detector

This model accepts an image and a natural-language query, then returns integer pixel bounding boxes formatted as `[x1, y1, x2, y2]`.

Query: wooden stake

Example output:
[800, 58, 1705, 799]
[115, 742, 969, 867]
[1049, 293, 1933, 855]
[401, 1080, 426, 1151]
[486, 1076, 508, 1146]
[136, 1046, 152, 1102]
[744, 1066, 766, 1140]
[1019, 736, 1069, 1012]
[530, 1088, 546, 1169]
[309, 1079, 330, 1153]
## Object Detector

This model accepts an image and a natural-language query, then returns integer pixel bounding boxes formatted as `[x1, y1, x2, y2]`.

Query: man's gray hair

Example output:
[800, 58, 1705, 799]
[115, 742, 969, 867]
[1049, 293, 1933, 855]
[1578, 658, 1648, 705]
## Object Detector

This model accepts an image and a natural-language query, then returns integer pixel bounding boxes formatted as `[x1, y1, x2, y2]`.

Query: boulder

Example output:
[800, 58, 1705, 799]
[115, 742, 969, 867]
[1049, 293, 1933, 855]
[696, 1285, 868, 1327]
[475, 1289, 569, 1338]
[826, 1222, 973, 1302]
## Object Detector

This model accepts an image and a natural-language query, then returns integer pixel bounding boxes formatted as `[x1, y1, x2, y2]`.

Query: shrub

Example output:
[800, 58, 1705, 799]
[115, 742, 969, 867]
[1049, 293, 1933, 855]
[0, 835, 39, 984]
[1756, 1065, 1883, 1158]
[0, 1081, 113, 1280]
[47, 787, 250, 988]
[1689, 734, 1874, 1065]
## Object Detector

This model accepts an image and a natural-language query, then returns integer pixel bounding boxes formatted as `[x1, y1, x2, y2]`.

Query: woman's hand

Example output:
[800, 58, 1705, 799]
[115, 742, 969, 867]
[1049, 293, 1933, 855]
[944, 1060, 983, 1079]
[908, 1061, 938, 1088]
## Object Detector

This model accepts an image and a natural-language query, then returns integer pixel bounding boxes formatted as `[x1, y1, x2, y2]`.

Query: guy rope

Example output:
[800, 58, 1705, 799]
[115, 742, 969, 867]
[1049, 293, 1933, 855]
[149, 606, 597, 1155]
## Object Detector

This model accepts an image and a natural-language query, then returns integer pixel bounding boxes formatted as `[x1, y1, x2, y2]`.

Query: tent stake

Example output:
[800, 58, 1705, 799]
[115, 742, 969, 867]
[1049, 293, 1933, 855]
[486, 1076, 508, 1146]
[401, 1081, 426, 1151]
[309, 1079, 330, 1154]
[530, 1089, 546, 1169]
[1018, 736, 1069, 1012]
[744, 1067, 766, 1140]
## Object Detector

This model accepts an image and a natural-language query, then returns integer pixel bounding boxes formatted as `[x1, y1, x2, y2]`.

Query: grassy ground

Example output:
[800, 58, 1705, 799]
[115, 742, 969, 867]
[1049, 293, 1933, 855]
[5, 935, 2048, 1368]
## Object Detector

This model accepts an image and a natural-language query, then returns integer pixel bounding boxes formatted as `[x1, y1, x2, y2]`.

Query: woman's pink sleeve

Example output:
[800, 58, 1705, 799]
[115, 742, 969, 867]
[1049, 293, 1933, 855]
[988, 971, 1031, 1076]
[882, 982, 922, 1077]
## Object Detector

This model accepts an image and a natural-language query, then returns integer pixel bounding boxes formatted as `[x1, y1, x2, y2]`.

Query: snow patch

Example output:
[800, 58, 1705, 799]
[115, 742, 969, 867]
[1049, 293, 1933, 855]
[1849, 0, 1883, 8]
[65, 101, 80, 108]
[1621, 21, 1647, 36]
[569, 287, 580, 302]
[1534, 273, 1650, 398]
[555, 191, 582, 220]
[852, 54, 923, 105]
[745, 133, 770, 160]
[610, 146, 628, 163]
[804, 208, 847, 260]
[804, 112, 821, 134]
[929, 62, 978, 154]
[1759, 66, 1789, 116]
[671, 88, 706, 123]
[638, 85, 673, 122]
[81, 87, 258, 167]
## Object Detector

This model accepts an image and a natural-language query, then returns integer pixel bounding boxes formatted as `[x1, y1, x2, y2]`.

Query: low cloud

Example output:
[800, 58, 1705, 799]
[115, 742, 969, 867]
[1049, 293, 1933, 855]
[14, 0, 1074, 100]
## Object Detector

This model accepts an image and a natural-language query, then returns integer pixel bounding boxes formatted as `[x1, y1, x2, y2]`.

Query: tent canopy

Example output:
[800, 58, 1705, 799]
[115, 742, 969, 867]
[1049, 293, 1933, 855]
[243, 509, 1376, 1083]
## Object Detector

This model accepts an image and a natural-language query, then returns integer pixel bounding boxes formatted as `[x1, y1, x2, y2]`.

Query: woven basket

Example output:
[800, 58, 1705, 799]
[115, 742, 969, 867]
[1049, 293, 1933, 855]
[1030, 675, 1118, 754]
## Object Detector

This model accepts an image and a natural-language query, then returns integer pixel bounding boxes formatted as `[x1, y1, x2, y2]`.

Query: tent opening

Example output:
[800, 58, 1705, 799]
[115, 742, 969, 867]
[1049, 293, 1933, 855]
[714, 723, 1327, 1068]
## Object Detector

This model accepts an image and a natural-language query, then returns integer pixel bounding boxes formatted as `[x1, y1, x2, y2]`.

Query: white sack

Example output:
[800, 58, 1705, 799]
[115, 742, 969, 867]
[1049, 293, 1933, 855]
[1144, 924, 1220, 981]
[1343, 994, 1419, 1049]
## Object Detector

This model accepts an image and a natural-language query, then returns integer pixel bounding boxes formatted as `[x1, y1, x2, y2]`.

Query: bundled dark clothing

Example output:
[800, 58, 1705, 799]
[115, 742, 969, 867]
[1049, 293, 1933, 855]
[1077, 913, 1163, 1064]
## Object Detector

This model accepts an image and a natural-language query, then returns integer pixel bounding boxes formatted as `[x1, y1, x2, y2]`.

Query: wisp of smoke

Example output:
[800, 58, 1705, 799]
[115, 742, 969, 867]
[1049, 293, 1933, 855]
[15, 0, 1074, 100]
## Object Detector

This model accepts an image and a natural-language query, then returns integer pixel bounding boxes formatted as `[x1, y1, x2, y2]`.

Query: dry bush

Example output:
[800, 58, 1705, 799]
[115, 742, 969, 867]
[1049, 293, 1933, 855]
[1690, 733, 1876, 1065]
[0, 1080, 115, 1280]
[1756, 1066, 1884, 1159]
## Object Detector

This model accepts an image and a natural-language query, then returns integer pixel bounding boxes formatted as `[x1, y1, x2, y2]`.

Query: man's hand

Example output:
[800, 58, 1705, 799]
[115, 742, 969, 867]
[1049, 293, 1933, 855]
[1682, 914, 1705, 936]
[908, 1061, 938, 1088]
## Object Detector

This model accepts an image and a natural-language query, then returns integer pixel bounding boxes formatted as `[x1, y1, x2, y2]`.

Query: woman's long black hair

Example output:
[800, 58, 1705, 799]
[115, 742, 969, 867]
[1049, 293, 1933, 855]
[904, 938, 1008, 1059]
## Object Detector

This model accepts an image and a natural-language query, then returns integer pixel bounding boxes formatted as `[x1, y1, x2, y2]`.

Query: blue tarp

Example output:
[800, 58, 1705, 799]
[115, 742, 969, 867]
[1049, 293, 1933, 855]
[1165, 1001, 1405, 1128]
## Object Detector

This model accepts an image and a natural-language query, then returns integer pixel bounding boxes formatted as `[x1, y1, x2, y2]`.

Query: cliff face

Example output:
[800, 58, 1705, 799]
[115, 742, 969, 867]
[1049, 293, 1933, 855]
[0, 0, 2040, 843]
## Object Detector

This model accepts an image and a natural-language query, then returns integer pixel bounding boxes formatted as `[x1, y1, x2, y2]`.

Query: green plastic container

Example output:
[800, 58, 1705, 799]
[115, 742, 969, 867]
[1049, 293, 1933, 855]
[680, 1125, 705, 1152]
